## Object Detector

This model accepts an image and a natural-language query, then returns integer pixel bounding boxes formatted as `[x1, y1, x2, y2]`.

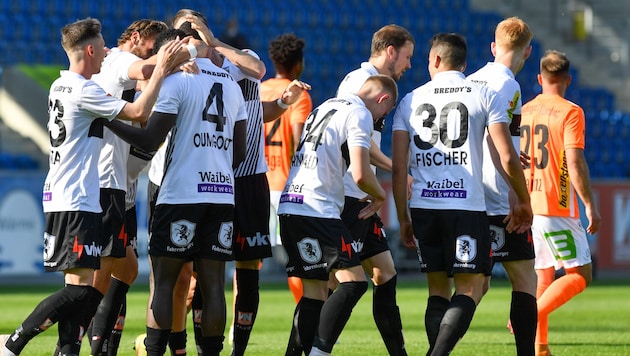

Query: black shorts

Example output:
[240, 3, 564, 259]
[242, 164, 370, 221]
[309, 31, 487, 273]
[125, 206, 138, 257]
[411, 208, 492, 276]
[100, 188, 127, 258]
[150, 203, 234, 261]
[488, 215, 535, 262]
[43, 211, 103, 272]
[147, 180, 160, 232]
[340, 196, 390, 261]
[233, 173, 272, 261]
[279, 214, 361, 281]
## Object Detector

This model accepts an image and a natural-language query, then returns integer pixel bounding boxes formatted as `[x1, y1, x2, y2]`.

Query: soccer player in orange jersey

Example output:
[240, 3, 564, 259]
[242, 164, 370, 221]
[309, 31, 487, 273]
[261, 33, 313, 305]
[520, 50, 601, 356]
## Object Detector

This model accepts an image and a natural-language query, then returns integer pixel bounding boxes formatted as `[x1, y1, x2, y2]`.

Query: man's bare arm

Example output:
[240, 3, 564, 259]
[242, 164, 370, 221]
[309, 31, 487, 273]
[566, 148, 601, 234]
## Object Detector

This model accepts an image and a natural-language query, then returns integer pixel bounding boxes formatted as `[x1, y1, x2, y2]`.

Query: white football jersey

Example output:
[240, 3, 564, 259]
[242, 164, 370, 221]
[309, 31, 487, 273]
[148, 134, 167, 186]
[336, 62, 380, 199]
[278, 94, 373, 219]
[92, 48, 142, 191]
[155, 58, 247, 206]
[43, 71, 126, 213]
[222, 53, 267, 177]
[392, 70, 509, 211]
[468, 62, 522, 215]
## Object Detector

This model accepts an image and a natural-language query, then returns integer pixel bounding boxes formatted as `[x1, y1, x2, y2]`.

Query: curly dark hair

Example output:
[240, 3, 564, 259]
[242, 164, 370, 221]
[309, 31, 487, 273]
[268, 33, 305, 74]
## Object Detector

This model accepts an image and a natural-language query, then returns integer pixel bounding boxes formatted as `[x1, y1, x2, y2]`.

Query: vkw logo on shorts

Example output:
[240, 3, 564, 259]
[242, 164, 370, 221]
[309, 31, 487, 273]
[219, 222, 233, 249]
[170, 220, 195, 247]
[489, 225, 505, 252]
[455, 235, 477, 263]
[297, 237, 322, 264]
[43, 232, 56, 261]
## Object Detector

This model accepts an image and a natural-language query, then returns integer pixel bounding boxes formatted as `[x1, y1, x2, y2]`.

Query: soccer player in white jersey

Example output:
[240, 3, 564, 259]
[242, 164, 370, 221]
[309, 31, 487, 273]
[176, 14, 270, 356]
[391, 33, 533, 356]
[467, 17, 537, 356]
[87, 19, 168, 356]
[0, 18, 180, 356]
[278, 75, 398, 356]
[333, 24, 414, 356]
[170, 11, 311, 356]
[103, 28, 247, 355]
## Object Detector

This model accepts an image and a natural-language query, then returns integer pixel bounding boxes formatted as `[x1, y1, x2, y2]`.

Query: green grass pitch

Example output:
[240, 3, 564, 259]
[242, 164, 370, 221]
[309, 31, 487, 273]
[1, 277, 628, 355]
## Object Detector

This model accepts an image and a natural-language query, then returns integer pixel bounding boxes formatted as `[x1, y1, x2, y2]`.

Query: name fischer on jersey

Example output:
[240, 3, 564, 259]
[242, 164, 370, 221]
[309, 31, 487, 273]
[415, 150, 468, 166]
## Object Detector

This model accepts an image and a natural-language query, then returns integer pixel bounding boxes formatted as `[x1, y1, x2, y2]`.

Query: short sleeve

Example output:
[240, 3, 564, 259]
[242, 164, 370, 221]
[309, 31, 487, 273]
[392, 94, 411, 132]
[153, 75, 183, 115]
[290, 91, 312, 126]
[346, 107, 372, 149]
[80, 81, 126, 121]
[564, 105, 586, 150]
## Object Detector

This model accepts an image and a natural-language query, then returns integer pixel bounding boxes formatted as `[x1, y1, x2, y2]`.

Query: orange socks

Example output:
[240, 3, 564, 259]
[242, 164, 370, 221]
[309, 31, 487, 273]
[536, 271, 588, 346]
[537, 272, 587, 316]
[288, 276, 303, 304]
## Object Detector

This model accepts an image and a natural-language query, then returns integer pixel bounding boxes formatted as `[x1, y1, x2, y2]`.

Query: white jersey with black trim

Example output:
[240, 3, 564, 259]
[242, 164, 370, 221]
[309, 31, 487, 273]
[43, 71, 126, 213]
[336, 62, 380, 199]
[223, 52, 267, 178]
[468, 62, 522, 215]
[155, 58, 247, 206]
[92, 48, 142, 191]
[392, 70, 509, 211]
[278, 94, 373, 219]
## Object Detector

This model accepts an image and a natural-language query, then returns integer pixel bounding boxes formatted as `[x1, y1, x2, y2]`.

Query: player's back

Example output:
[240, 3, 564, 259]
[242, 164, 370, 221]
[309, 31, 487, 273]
[92, 48, 142, 191]
[336, 62, 381, 200]
[468, 62, 522, 216]
[278, 95, 373, 219]
[261, 77, 312, 191]
[393, 71, 509, 212]
[45, 71, 126, 213]
[156, 58, 246, 206]
[521, 93, 585, 217]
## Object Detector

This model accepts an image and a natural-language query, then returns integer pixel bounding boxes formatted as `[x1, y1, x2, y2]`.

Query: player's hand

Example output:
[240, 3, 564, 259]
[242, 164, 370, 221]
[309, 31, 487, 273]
[504, 200, 533, 234]
[520, 150, 531, 169]
[357, 194, 383, 220]
[585, 205, 601, 234]
[185, 14, 216, 47]
[280, 80, 312, 107]
[179, 60, 200, 74]
[398, 218, 416, 249]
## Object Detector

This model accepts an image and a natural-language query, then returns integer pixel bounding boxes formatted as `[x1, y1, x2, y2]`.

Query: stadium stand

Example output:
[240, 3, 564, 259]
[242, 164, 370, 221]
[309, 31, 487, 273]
[0, 0, 627, 176]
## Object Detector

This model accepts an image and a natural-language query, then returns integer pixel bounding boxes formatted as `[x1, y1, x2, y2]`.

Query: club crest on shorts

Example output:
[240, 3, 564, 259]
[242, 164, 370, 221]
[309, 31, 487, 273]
[170, 220, 195, 247]
[297, 237, 322, 264]
[218, 222, 233, 249]
[489, 225, 505, 252]
[455, 235, 476, 263]
[43, 232, 56, 261]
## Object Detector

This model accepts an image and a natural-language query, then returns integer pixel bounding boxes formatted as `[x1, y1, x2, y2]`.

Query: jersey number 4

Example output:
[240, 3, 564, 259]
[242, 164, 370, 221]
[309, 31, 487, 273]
[203, 83, 227, 132]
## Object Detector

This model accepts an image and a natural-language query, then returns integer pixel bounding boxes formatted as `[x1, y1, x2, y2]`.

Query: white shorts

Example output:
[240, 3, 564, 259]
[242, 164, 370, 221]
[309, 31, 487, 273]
[532, 215, 592, 270]
[269, 190, 282, 247]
